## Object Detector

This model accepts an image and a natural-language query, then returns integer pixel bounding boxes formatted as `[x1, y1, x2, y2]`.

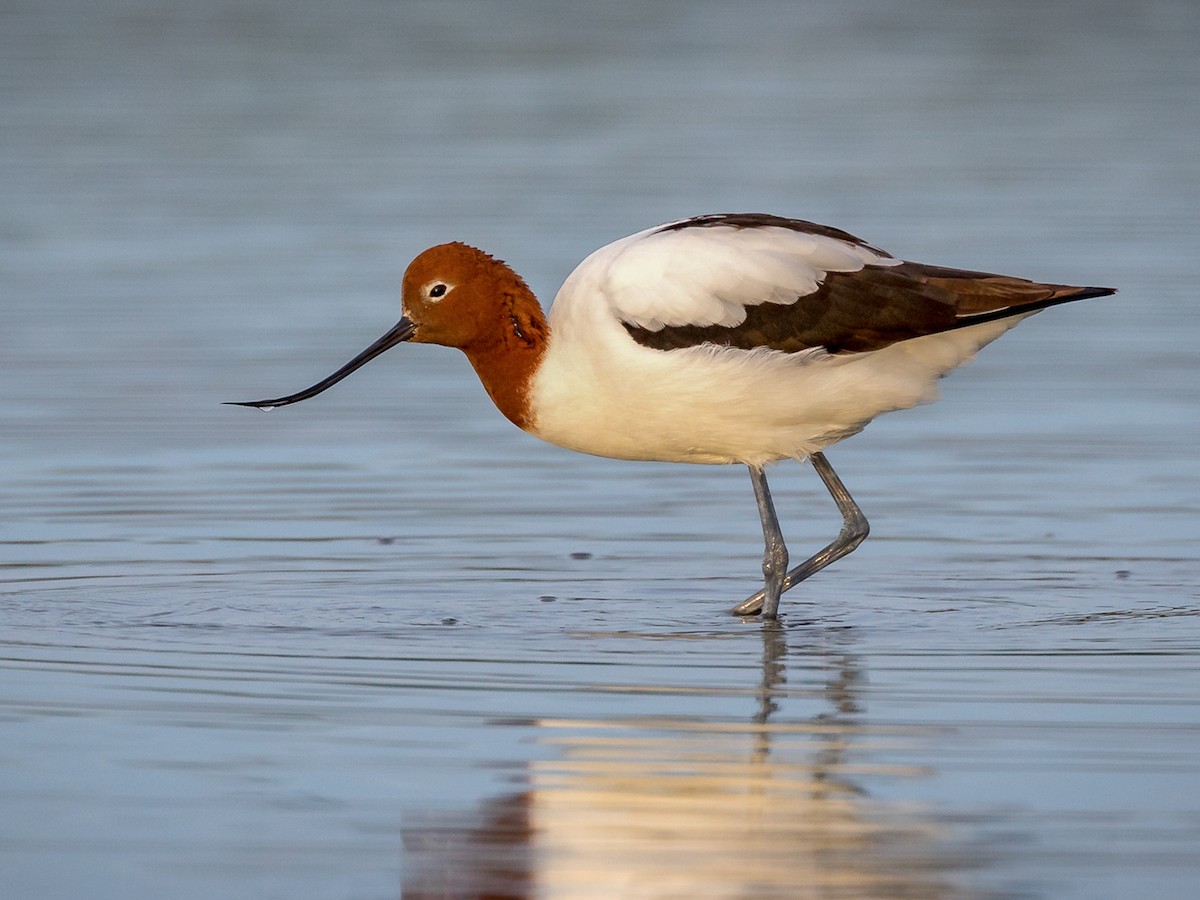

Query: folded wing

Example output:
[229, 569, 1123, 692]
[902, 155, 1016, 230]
[607, 214, 1114, 355]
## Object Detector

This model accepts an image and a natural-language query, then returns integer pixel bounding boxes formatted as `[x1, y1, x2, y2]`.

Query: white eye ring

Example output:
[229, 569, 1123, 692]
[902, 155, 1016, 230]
[424, 281, 452, 302]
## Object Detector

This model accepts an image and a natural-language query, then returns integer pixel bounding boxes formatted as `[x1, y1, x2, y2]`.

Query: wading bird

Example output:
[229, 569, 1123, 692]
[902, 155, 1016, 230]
[230, 214, 1113, 619]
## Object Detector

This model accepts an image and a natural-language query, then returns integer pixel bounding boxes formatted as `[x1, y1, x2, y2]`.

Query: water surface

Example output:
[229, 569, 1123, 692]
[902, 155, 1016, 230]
[2, 1, 1198, 898]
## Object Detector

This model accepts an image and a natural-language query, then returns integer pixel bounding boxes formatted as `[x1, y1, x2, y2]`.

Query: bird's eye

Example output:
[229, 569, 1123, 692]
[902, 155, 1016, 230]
[429, 283, 448, 299]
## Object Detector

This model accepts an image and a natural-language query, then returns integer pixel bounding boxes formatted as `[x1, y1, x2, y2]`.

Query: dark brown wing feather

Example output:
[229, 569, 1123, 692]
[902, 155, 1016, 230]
[623, 260, 1115, 355]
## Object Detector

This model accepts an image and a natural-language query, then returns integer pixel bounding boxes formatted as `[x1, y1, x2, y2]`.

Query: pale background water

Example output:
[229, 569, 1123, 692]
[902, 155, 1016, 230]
[2, 1, 1198, 898]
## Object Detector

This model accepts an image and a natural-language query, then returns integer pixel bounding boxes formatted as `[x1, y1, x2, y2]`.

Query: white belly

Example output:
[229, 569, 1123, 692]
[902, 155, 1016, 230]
[527, 315, 1022, 468]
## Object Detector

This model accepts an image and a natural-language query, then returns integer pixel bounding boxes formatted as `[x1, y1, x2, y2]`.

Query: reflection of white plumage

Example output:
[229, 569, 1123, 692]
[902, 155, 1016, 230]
[526, 720, 944, 900]
[401, 645, 962, 899]
[234, 214, 1113, 618]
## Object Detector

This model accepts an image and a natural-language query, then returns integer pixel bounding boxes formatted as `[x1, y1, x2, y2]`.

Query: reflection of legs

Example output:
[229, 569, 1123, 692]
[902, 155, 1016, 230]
[731, 452, 870, 619]
[753, 620, 787, 730]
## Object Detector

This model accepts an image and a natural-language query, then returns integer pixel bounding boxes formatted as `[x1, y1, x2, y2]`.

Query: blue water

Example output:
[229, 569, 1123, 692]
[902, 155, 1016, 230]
[3, 1, 1199, 897]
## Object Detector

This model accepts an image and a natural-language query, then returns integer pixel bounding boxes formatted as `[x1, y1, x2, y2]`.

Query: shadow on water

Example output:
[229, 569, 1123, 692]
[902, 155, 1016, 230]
[402, 625, 978, 899]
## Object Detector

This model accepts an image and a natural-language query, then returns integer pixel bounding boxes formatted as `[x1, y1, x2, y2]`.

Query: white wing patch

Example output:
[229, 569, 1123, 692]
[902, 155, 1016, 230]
[590, 224, 899, 332]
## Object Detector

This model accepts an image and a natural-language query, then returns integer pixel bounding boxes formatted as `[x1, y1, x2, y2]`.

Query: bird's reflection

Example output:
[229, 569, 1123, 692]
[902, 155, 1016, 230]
[402, 626, 961, 899]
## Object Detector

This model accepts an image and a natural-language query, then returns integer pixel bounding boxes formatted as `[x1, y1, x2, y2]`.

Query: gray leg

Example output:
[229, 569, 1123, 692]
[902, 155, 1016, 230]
[730, 452, 870, 619]
[745, 465, 789, 621]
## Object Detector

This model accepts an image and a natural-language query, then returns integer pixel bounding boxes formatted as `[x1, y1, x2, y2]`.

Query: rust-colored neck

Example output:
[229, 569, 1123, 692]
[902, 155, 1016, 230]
[459, 279, 549, 433]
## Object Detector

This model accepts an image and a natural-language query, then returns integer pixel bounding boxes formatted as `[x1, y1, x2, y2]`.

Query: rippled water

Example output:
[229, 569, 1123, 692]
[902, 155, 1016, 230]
[3, 1, 1199, 898]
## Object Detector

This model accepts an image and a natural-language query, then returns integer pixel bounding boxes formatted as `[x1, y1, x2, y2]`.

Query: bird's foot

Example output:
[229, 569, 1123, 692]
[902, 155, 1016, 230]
[730, 588, 767, 618]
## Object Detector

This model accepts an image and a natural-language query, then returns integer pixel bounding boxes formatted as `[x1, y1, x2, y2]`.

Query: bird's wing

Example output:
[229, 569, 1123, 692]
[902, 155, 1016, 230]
[594, 214, 1113, 354]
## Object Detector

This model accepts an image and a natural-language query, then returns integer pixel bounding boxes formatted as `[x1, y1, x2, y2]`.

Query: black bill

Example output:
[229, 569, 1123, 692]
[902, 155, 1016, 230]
[226, 316, 418, 409]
